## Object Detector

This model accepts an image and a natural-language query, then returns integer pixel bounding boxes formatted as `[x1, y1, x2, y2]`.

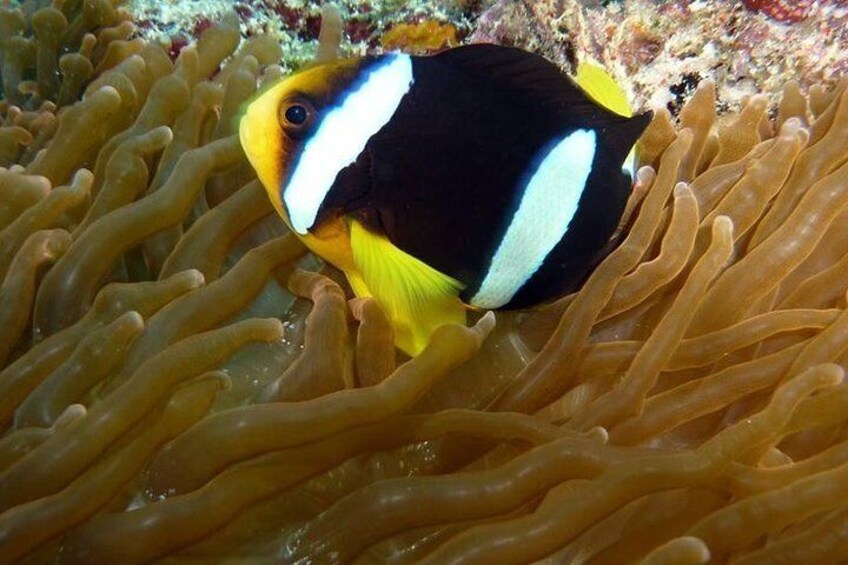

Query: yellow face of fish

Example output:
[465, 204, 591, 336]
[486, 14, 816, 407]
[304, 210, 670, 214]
[239, 58, 362, 270]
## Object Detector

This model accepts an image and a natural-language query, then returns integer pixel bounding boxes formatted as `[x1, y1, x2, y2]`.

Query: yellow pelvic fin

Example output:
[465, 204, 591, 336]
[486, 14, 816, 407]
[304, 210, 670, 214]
[575, 61, 633, 118]
[348, 219, 466, 356]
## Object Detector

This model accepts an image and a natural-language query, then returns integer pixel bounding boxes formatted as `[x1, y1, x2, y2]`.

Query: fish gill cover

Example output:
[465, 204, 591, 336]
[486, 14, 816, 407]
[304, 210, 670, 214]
[1, 0, 848, 562]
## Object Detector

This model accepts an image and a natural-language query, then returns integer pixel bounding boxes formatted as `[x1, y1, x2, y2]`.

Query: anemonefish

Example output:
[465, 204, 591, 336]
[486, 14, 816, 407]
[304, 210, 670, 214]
[239, 44, 651, 355]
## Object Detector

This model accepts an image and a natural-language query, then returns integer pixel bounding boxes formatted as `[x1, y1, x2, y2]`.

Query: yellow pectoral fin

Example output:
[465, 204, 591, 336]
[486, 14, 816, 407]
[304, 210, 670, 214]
[345, 270, 372, 299]
[349, 219, 466, 356]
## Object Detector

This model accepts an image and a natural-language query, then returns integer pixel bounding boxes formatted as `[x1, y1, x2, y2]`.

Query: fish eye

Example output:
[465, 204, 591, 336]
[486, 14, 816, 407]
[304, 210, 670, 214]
[285, 105, 308, 125]
[279, 99, 317, 137]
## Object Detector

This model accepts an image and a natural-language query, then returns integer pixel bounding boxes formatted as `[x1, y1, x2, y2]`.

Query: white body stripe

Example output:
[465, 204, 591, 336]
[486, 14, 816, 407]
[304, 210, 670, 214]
[471, 129, 597, 309]
[284, 54, 414, 234]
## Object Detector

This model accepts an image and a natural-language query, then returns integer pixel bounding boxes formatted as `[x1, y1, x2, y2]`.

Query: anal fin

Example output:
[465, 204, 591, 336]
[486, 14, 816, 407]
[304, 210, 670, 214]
[349, 219, 466, 356]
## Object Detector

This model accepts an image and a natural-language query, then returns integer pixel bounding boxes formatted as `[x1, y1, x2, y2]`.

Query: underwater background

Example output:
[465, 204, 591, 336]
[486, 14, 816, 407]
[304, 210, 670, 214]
[2, 0, 848, 562]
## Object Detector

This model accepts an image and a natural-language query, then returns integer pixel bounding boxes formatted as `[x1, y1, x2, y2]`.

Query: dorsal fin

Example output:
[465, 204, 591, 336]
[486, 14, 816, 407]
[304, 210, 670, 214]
[433, 44, 618, 123]
[433, 44, 651, 161]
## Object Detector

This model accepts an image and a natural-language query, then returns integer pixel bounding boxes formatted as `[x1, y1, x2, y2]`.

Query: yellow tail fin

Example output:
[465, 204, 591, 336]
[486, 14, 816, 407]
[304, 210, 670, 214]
[575, 61, 633, 118]
[576, 61, 639, 174]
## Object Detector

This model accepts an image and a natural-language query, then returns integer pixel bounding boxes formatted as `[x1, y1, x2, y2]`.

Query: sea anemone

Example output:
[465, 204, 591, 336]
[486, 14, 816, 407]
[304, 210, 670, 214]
[1, 1, 848, 562]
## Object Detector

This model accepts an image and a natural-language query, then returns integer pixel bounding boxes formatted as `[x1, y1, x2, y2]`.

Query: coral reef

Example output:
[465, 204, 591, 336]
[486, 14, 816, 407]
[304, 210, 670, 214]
[742, 0, 814, 23]
[380, 19, 459, 52]
[127, 0, 490, 71]
[472, 0, 848, 116]
[122, 0, 848, 112]
[2, 0, 848, 563]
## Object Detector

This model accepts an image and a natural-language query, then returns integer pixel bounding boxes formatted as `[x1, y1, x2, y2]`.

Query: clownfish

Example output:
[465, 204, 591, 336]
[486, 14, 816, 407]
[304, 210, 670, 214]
[239, 44, 651, 355]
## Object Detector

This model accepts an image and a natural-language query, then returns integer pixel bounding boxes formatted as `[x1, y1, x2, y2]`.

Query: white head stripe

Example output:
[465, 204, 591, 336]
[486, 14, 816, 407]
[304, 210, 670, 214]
[471, 129, 597, 309]
[284, 54, 414, 234]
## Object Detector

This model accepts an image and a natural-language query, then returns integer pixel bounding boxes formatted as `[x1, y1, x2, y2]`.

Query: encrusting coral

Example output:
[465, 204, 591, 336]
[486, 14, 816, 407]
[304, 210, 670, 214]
[1, 0, 848, 562]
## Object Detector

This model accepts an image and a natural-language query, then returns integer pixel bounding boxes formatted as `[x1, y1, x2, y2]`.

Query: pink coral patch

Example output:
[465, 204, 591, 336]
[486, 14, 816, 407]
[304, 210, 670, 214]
[742, 0, 813, 23]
